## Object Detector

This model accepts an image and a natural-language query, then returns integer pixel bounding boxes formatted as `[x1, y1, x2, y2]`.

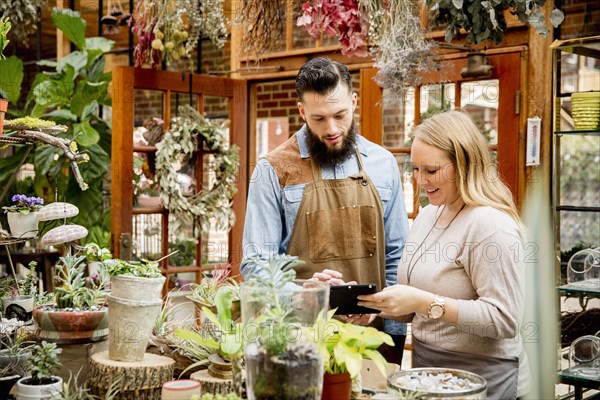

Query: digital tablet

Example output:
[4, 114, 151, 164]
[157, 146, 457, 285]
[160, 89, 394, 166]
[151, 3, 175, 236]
[329, 284, 380, 315]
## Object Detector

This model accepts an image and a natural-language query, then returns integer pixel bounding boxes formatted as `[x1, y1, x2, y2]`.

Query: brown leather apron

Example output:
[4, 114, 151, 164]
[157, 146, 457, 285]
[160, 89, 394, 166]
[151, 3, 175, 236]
[287, 149, 386, 291]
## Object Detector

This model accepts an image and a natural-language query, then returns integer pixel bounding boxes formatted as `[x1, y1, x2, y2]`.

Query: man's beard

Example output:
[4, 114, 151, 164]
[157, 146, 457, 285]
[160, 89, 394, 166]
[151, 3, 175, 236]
[306, 121, 357, 166]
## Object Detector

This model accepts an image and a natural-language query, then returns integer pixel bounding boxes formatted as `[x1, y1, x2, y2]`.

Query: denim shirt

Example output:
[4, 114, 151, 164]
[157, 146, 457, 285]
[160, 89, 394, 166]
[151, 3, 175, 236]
[241, 125, 410, 335]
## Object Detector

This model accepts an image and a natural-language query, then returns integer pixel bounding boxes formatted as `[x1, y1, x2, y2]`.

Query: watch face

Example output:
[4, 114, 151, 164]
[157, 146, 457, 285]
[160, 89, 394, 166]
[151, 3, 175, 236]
[430, 304, 444, 319]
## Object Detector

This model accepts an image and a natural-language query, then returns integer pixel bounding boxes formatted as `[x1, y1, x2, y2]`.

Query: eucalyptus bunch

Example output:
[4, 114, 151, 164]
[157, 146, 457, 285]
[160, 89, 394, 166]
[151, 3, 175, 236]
[426, 0, 565, 44]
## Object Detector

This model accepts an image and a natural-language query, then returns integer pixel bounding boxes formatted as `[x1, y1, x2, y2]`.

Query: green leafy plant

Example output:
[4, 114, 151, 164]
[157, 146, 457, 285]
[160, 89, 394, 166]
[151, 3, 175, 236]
[308, 309, 392, 378]
[27, 341, 62, 385]
[0, 7, 113, 230]
[83, 243, 112, 263]
[186, 264, 239, 309]
[53, 255, 108, 309]
[103, 258, 163, 278]
[0, 16, 11, 60]
[425, 0, 565, 45]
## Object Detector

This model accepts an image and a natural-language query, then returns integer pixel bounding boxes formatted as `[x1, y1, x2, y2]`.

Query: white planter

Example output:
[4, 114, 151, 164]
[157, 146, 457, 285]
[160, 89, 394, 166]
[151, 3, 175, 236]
[110, 275, 165, 301]
[2, 295, 35, 324]
[16, 376, 63, 400]
[6, 212, 39, 239]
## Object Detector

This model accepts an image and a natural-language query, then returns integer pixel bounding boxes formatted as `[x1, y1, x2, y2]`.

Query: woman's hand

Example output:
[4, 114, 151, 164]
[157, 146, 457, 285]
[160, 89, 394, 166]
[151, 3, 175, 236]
[357, 284, 428, 317]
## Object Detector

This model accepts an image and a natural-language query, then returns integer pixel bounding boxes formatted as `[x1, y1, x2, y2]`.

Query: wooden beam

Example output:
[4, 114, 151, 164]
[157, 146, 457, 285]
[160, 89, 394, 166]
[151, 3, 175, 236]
[359, 68, 383, 144]
[55, 0, 71, 59]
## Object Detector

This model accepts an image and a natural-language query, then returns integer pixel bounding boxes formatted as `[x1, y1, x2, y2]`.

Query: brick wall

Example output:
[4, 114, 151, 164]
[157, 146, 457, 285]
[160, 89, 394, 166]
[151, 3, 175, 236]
[559, 0, 600, 39]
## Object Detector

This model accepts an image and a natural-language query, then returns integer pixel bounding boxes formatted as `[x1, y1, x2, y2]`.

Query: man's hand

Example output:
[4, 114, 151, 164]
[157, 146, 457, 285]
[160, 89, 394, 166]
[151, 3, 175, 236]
[310, 269, 356, 286]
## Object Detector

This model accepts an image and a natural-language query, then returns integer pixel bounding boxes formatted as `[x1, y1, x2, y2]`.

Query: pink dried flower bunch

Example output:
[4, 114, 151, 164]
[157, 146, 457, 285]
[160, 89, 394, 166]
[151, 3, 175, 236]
[131, 0, 163, 68]
[297, 0, 370, 57]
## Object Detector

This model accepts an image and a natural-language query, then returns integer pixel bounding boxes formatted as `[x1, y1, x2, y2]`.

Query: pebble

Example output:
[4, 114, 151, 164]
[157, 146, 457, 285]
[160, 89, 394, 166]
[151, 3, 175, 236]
[395, 371, 483, 393]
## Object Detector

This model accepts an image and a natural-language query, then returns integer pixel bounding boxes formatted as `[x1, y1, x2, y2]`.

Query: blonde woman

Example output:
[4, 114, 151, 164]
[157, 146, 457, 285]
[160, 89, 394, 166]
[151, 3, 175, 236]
[357, 110, 530, 399]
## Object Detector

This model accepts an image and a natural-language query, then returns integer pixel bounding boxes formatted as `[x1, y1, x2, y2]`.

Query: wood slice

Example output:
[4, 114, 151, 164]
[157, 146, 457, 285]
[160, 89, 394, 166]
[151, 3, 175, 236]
[146, 335, 202, 378]
[88, 351, 174, 399]
[191, 369, 235, 395]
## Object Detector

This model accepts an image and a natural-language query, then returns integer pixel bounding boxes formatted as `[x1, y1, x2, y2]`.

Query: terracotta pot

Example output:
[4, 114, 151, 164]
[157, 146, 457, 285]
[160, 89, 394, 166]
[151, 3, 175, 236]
[32, 306, 109, 344]
[322, 372, 351, 400]
[0, 98, 8, 137]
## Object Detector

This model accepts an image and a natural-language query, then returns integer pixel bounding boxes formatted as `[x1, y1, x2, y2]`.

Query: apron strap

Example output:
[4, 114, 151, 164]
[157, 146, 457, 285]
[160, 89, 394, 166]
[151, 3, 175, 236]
[310, 147, 365, 182]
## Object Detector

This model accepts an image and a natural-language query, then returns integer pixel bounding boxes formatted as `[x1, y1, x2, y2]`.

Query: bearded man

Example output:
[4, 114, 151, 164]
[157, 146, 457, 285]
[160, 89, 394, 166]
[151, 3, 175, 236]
[240, 57, 410, 364]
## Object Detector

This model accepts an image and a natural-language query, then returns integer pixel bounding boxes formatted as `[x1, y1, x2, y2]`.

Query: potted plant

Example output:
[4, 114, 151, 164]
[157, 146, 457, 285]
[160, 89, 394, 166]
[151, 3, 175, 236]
[0, 16, 10, 137]
[103, 258, 165, 361]
[1, 261, 38, 324]
[239, 255, 329, 400]
[15, 341, 63, 399]
[82, 243, 112, 280]
[307, 310, 393, 400]
[32, 255, 110, 343]
[0, 318, 35, 397]
[186, 264, 240, 321]
[2, 194, 44, 239]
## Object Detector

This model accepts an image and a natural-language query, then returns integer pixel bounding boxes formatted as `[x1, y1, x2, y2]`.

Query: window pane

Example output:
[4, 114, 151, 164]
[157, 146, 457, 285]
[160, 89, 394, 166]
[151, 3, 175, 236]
[382, 88, 416, 147]
[559, 134, 600, 208]
[421, 84, 455, 121]
[256, 118, 289, 160]
[460, 80, 499, 145]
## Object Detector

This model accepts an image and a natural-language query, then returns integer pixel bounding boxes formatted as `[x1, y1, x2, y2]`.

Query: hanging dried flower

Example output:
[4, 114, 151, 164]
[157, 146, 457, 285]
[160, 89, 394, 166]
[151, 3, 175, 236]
[131, 0, 228, 69]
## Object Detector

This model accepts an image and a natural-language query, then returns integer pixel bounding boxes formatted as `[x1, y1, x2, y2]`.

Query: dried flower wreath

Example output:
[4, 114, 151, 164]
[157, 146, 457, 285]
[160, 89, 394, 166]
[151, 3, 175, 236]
[155, 105, 239, 236]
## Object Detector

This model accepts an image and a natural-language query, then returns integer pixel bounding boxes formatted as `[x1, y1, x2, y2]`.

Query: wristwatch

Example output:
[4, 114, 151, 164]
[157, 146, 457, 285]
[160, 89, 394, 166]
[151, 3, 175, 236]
[426, 295, 446, 320]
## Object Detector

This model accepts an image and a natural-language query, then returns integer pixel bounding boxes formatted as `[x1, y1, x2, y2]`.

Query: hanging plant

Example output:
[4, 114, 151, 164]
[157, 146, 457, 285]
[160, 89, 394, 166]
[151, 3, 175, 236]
[155, 105, 239, 236]
[425, 0, 565, 45]
[0, 0, 44, 48]
[131, 0, 228, 69]
[297, 0, 440, 103]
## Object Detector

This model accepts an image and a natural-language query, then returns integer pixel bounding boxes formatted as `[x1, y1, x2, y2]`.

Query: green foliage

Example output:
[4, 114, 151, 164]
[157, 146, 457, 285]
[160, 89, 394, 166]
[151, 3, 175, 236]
[83, 243, 112, 262]
[0, 7, 113, 230]
[426, 0, 560, 45]
[307, 309, 393, 379]
[28, 341, 62, 385]
[243, 255, 304, 356]
[53, 255, 108, 309]
[168, 238, 197, 267]
[103, 258, 163, 278]
[0, 0, 41, 48]
[187, 264, 238, 309]
[0, 16, 10, 60]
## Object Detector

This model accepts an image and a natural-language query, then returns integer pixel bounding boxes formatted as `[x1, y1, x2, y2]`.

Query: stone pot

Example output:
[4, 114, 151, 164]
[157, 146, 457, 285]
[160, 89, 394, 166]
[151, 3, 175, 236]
[107, 295, 162, 362]
[0, 349, 32, 376]
[110, 274, 165, 301]
[32, 306, 109, 344]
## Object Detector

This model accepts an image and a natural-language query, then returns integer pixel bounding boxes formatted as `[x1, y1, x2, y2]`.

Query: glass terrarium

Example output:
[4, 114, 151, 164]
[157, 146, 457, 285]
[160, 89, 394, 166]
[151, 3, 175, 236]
[567, 248, 600, 289]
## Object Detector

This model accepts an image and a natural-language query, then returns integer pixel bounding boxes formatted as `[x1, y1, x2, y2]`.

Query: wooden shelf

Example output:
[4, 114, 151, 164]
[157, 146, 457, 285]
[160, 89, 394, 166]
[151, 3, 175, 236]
[133, 145, 158, 153]
[132, 206, 167, 215]
[554, 129, 600, 136]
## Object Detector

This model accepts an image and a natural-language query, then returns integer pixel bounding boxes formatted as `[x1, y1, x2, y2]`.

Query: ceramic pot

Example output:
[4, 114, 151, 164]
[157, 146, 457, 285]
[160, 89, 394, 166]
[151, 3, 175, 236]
[321, 372, 351, 400]
[0, 375, 20, 399]
[161, 379, 201, 399]
[0, 349, 32, 376]
[387, 368, 487, 399]
[15, 375, 63, 399]
[2, 295, 34, 324]
[6, 211, 39, 238]
[32, 306, 109, 344]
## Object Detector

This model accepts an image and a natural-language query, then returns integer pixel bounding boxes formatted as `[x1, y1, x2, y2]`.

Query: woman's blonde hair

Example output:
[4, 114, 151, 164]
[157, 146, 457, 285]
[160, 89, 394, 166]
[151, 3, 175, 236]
[414, 109, 522, 226]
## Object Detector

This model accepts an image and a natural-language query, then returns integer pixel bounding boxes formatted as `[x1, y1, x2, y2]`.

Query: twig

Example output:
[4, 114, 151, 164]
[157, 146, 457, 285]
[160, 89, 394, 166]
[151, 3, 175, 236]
[10, 128, 90, 191]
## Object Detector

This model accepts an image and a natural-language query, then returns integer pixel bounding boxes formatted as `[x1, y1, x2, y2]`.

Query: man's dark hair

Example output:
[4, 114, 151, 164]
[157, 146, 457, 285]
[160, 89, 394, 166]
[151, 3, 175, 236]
[295, 57, 353, 102]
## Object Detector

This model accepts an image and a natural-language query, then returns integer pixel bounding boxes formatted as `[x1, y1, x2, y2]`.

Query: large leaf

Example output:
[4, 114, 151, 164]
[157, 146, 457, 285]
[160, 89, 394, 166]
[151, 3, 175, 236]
[33, 79, 71, 108]
[88, 57, 107, 83]
[51, 8, 86, 50]
[45, 109, 78, 123]
[57, 51, 88, 75]
[0, 56, 24, 104]
[85, 37, 115, 53]
[34, 145, 61, 176]
[81, 101, 98, 121]
[74, 121, 100, 147]
[78, 143, 109, 180]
